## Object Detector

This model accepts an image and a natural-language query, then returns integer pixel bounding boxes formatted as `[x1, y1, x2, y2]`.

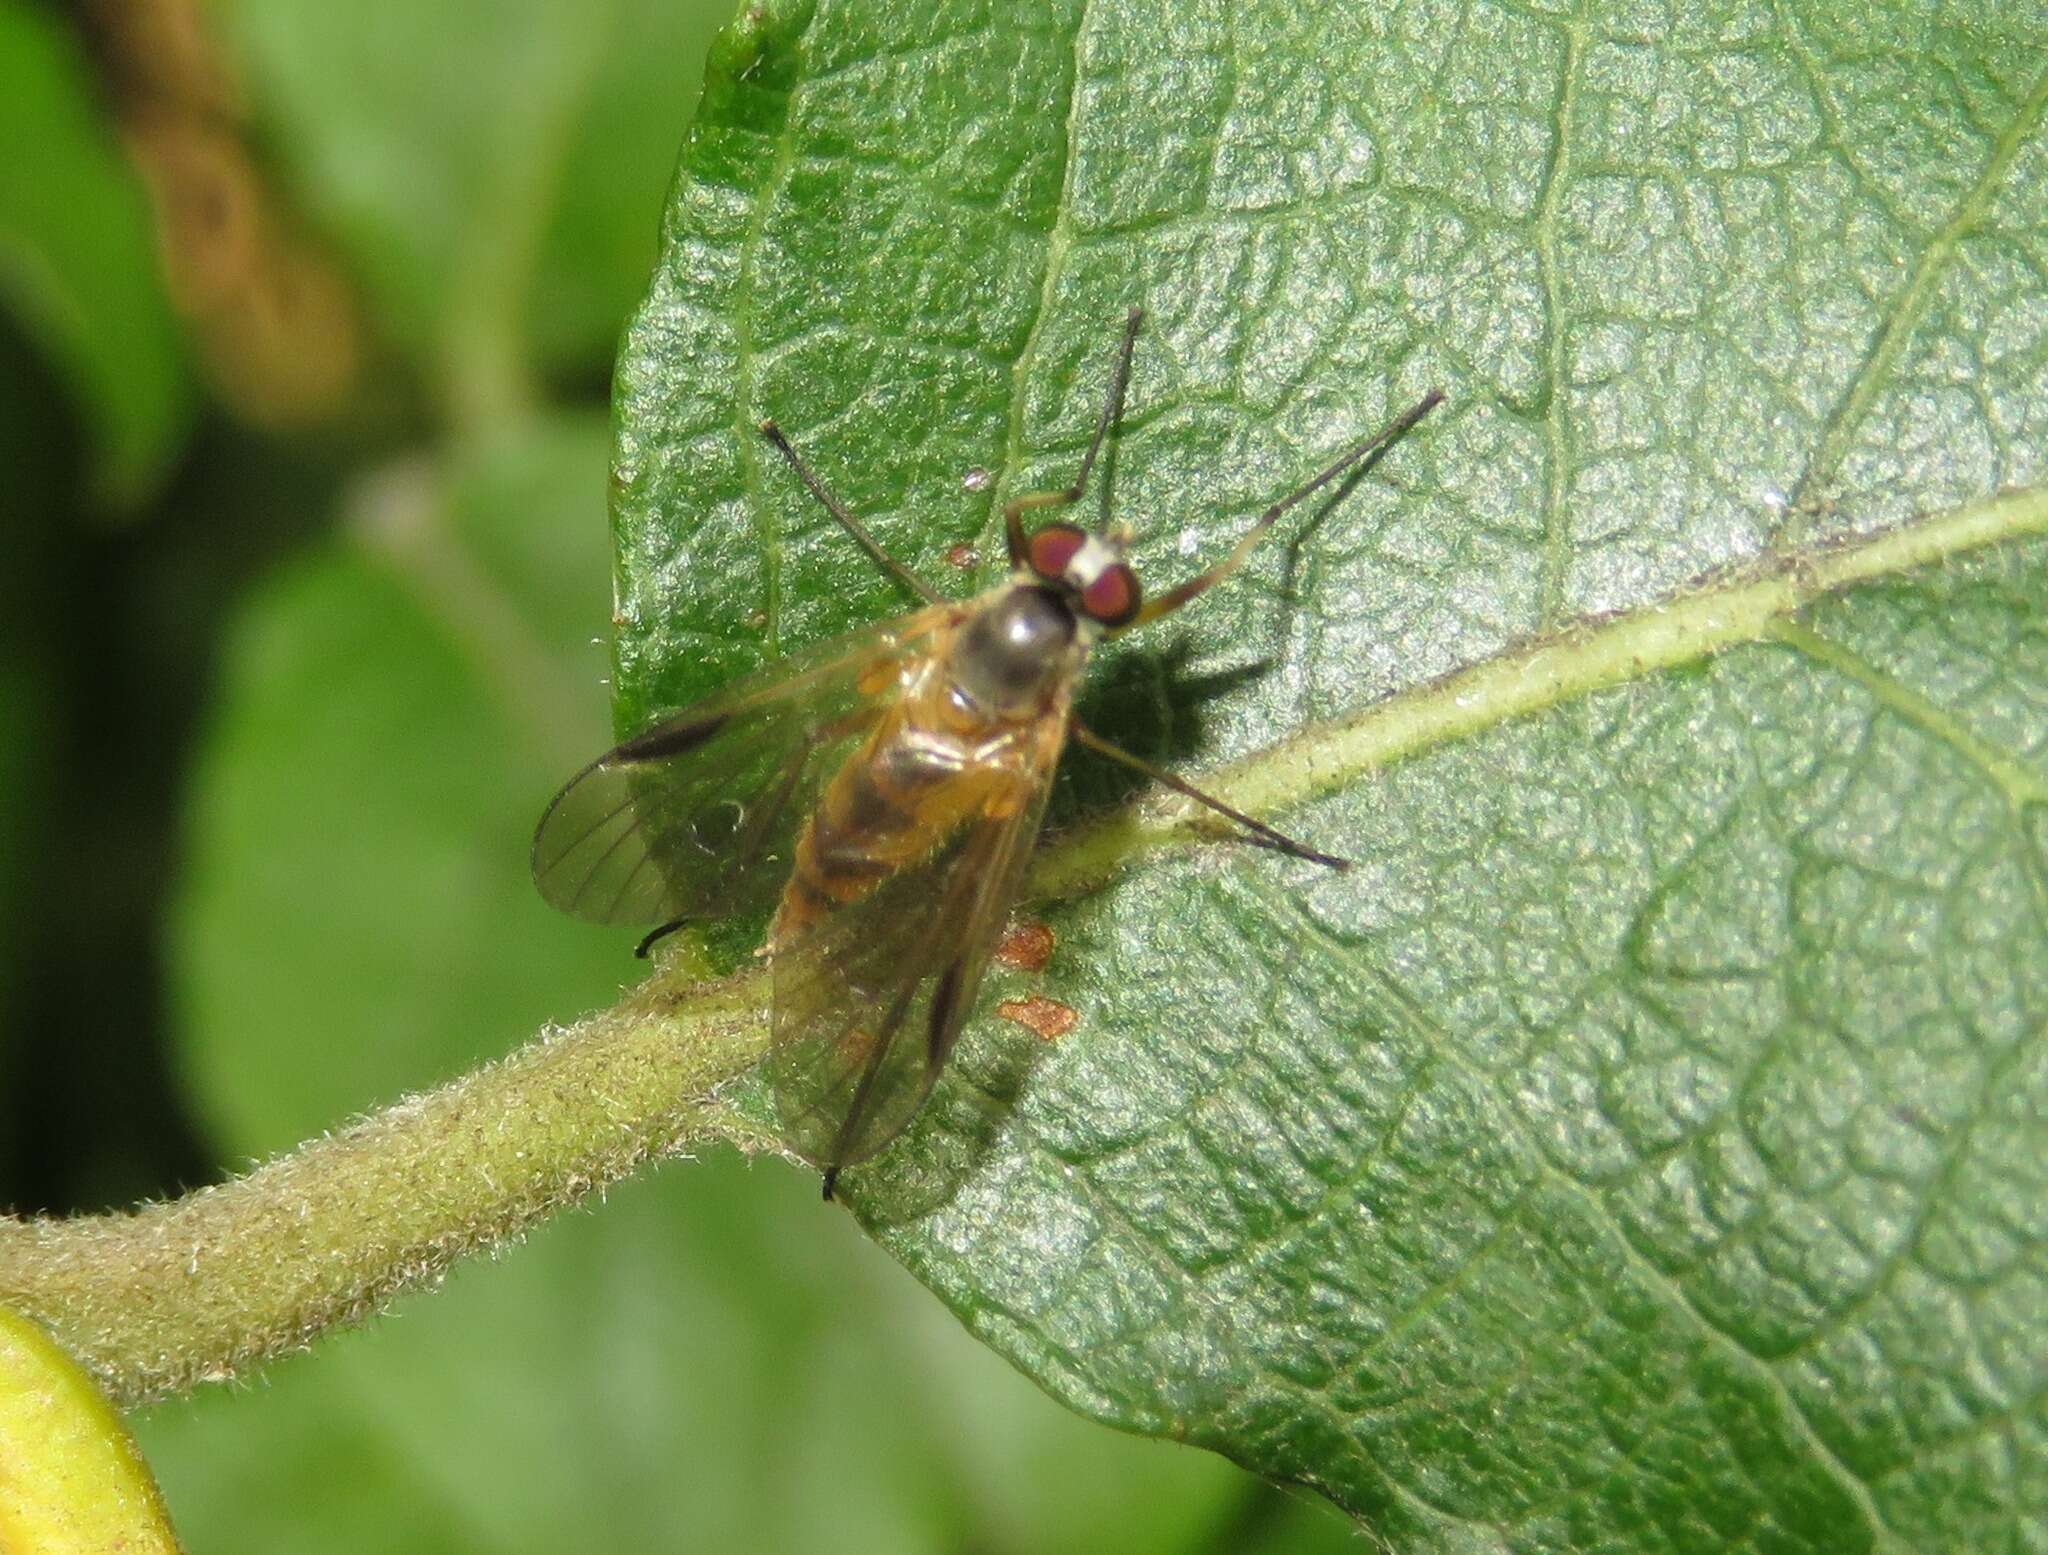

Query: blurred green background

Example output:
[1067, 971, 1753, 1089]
[0, 0, 1363, 1547]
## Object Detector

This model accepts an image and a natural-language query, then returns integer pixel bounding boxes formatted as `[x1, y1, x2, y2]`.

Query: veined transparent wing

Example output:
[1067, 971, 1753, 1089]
[531, 604, 956, 930]
[765, 716, 1065, 1182]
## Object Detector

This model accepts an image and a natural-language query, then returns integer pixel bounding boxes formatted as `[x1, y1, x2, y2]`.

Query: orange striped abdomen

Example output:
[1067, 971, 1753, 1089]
[771, 702, 1004, 945]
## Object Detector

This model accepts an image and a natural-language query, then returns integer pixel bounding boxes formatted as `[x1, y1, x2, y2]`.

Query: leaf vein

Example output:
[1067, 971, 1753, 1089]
[1782, 40, 2048, 515]
[986, 0, 1093, 557]
[730, 16, 814, 656]
[1768, 619, 2048, 812]
[1532, 0, 1589, 627]
[1268, 893, 1909, 1552]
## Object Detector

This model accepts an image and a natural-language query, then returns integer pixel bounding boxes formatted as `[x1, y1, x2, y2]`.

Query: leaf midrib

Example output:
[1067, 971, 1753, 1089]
[1027, 481, 2048, 903]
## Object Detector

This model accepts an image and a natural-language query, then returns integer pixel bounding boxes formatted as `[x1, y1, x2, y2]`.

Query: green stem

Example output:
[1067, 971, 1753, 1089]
[0, 966, 768, 1408]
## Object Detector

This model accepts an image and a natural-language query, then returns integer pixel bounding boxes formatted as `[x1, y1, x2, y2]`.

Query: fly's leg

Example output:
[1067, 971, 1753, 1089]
[1128, 390, 1443, 628]
[759, 420, 941, 603]
[1071, 719, 1349, 870]
[1003, 306, 1145, 565]
[635, 918, 688, 959]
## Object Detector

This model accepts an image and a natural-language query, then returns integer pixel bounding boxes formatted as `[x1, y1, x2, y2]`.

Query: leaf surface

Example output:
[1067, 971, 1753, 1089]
[613, 2, 2048, 1547]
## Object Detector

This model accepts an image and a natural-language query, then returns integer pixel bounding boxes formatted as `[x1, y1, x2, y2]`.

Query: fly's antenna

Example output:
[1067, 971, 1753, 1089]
[1089, 307, 1143, 538]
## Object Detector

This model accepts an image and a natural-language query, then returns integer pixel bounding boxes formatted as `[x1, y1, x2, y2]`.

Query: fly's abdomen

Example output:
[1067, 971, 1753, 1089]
[773, 712, 988, 944]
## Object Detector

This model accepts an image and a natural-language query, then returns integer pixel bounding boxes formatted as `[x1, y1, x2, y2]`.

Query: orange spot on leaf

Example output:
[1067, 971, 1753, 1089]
[994, 920, 1054, 972]
[996, 996, 1076, 1042]
[945, 541, 980, 570]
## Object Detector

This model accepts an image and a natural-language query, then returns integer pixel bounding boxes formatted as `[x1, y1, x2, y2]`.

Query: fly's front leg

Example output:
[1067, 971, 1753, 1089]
[759, 420, 941, 603]
[1127, 390, 1444, 627]
[1003, 307, 1145, 565]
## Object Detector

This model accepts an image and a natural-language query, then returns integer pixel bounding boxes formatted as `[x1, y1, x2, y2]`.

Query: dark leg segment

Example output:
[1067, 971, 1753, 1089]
[759, 419, 941, 603]
[635, 918, 688, 959]
[1071, 719, 1350, 870]
[1003, 306, 1146, 565]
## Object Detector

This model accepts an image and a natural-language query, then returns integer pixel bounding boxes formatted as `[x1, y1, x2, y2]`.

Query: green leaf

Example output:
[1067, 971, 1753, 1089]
[153, 412, 1356, 1551]
[612, 1, 2048, 1547]
[216, 0, 739, 419]
[0, 0, 192, 503]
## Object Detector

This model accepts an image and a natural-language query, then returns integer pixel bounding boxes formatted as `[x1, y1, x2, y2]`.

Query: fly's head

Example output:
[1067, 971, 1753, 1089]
[1018, 520, 1142, 641]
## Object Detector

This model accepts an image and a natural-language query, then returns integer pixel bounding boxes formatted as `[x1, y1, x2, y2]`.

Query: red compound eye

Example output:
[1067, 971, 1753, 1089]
[1025, 523, 1086, 581]
[1080, 563, 1142, 627]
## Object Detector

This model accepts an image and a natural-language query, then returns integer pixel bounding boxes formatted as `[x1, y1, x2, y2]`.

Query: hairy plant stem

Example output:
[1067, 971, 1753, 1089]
[0, 965, 769, 1408]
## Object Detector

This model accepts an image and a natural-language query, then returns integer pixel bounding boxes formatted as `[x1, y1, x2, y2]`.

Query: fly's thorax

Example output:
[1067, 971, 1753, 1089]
[945, 583, 1085, 719]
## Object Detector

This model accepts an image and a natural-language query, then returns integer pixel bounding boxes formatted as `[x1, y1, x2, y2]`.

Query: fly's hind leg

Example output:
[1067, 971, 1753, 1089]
[1071, 719, 1350, 870]
[1003, 307, 1145, 565]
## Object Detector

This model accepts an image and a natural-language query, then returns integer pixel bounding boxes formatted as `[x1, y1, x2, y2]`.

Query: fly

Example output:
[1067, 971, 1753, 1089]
[532, 308, 1442, 1198]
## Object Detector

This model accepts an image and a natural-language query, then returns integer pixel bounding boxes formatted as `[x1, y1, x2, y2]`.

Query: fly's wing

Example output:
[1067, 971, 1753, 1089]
[531, 607, 953, 929]
[765, 726, 1063, 1176]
